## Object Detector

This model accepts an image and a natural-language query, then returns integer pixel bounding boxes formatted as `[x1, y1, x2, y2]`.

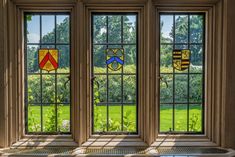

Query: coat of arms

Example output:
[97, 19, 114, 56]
[173, 49, 190, 71]
[106, 48, 124, 71]
[38, 48, 59, 72]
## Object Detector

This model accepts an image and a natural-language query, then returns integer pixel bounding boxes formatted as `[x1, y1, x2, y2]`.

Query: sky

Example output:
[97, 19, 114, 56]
[160, 15, 173, 39]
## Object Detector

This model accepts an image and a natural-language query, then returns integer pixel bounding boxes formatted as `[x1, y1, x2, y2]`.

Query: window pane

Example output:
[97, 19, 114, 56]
[175, 74, 188, 103]
[57, 75, 70, 103]
[92, 13, 138, 134]
[160, 45, 173, 73]
[123, 45, 136, 73]
[123, 105, 136, 132]
[189, 74, 203, 103]
[175, 15, 188, 43]
[27, 104, 41, 132]
[42, 75, 55, 103]
[42, 15, 55, 43]
[189, 104, 202, 132]
[27, 45, 39, 73]
[190, 15, 204, 43]
[26, 15, 40, 43]
[190, 45, 203, 73]
[175, 104, 187, 131]
[94, 105, 107, 132]
[28, 75, 41, 103]
[159, 13, 204, 133]
[108, 105, 122, 132]
[109, 75, 122, 102]
[123, 76, 136, 103]
[43, 104, 56, 132]
[160, 15, 173, 43]
[57, 45, 70, 73]
[160, 74, 173, 103]
[56, 15, 70, 43]
[25, 13, 71, 134]
[93, 15, 107, 44]
[108, 16, 121, 43]
[95, 75, 107, 103]
[58, 104, 70, 132]
[123, 15, 137, 44]
[93, 45, 107, 73]
[160, 104, 173, 132]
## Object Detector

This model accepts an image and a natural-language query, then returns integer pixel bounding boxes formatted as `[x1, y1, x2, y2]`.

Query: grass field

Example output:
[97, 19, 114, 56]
[27, 105, 202, 133]
[160, 104, 202, 132]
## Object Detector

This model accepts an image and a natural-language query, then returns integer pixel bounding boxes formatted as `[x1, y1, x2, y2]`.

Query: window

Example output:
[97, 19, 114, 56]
[159, 13, 205, 133]
[24, 13, 71, 134]
[91, 13, 138, 134]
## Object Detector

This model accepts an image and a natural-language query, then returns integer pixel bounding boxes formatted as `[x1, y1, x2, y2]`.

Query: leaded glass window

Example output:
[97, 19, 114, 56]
[24, 13, 71, 134]
[92, 13, 138, 134]
[159, 13, 205, 133]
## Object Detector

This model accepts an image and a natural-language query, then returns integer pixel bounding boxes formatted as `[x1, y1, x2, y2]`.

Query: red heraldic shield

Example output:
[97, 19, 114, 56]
[38, 49, 59, 72]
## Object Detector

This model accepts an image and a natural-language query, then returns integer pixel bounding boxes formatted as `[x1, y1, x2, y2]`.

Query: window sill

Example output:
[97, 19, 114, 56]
[82, 136, 147, 147]
[12, 136, 78, 148]
[153, 134, 216, 147]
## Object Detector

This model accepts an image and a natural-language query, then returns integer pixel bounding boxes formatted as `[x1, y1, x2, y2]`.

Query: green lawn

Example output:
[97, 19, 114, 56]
[27, 105, 70, 132]
[160, 104, 202, 132]
[27, 105, 202, 133]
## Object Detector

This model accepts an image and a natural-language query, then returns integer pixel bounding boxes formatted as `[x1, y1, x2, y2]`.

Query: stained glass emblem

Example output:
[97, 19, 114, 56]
[173, 49, 190, 71]
[39, 48, 59, 72]
[106, 48, 124, 71]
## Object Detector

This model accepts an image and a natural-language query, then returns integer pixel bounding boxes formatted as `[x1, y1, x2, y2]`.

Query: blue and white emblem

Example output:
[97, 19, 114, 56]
[106, 48, 124, 71]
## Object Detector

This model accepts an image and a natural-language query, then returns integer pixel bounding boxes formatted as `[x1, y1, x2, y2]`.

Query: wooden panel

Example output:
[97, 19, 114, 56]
[153, 0, 220, 6]
[223, 0, 235, 149]
[12, 0, 77, 5]
[83, 0, 147, 4]
[0, 0, 7, 148]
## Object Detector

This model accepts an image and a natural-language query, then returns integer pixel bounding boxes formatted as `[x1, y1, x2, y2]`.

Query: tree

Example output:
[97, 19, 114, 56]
[93, 15, 137, 67]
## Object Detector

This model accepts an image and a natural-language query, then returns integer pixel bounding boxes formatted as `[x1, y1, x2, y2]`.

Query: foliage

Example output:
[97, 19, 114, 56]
[93, 68, 136, 132]
[44, 105, 56, 132]
[28, 104, 41, 132]
[189, 113, 200, 131]
[28, 105, 70, 132]
[93, 15, 136, 67]
[160, 15, 204, 67]
[27, 16, 70, 73]
[93, 65, 136, 103]
[27, 73, 70, 132]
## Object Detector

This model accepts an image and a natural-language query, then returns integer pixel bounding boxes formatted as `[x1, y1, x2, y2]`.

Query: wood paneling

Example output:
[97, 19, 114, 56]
[223, 0, 235, 149]
[0, 0, 8, 148]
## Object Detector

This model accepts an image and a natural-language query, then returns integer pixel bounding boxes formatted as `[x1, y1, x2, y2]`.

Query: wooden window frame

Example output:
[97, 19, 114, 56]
[3, 0, 80, 146]
[0, 0, 228, 148]
[83, 4, 151, 145]
[153, 0, 227, 147]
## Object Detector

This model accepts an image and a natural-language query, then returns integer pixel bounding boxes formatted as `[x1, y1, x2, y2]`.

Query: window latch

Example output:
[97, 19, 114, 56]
[64, 75, 70, 89]
[91, 76, 99, 89]
[159, 76, 168, 88]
